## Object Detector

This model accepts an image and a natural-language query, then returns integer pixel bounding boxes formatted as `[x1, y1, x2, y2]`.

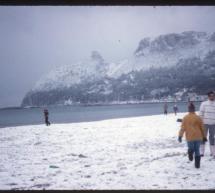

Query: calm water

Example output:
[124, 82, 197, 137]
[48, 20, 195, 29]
[0, 102, 201, 128]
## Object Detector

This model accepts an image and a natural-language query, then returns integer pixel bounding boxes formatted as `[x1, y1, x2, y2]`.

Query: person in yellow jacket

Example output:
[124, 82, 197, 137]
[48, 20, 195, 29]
[178, 102, 207, 168]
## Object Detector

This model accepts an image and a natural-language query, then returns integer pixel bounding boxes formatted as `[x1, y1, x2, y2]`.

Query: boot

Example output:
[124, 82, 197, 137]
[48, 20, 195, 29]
[200, 144, 205, 157]
[188, 149, 194, 161]
[195, 156, 201, 168]
[210, 145, 215, 156]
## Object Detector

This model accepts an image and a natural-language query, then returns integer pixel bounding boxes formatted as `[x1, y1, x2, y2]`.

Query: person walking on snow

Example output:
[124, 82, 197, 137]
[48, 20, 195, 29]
[173, 104, 178, 115]
[199, 91, 215, 157]
[164, 102, 168, 115]
[178, 103, 207, 168]
[44, 109, 51, 126]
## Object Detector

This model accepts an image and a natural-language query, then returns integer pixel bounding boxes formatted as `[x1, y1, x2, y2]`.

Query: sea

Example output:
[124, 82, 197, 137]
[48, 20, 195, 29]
[0, 102, 201, 128]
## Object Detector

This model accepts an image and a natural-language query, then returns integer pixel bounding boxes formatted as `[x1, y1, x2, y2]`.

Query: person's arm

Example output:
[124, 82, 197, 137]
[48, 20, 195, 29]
[179, 119, 185, 138]
[199, 118, 207, 144]
[178, 118, 185, 142]
[199, 102, 205, 120]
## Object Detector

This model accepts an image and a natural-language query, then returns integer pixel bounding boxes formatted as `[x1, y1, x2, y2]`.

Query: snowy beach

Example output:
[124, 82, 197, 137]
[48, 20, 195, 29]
[0, 113, 215, 190]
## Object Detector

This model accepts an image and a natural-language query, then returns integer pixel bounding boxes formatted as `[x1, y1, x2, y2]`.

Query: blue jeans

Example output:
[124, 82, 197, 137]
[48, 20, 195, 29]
[187, 140, 201, 157]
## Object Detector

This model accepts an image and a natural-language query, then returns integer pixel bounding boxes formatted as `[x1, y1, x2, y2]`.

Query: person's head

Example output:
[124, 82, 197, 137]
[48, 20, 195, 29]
[207, 91, 215, 101]
[188, 102, 195, 113]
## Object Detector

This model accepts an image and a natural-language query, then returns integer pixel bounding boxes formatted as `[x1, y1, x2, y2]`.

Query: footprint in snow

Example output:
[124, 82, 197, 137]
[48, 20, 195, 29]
[120, 166, 127, 170]
[32, 183, 50, 188]
[49, 165, 59, 169]
[6, 183, 17, 186]
[79, 154, 87, 158]
[152, 184, 159, 187]
[182, 177, 188, 179]
[67, 153, 87, 158]
[34, 142, 42, 145]
[67, 153, 77, 156]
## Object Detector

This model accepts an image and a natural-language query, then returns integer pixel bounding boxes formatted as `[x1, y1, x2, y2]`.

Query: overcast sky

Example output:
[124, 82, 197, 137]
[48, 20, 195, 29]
[0, 6, 215, 108]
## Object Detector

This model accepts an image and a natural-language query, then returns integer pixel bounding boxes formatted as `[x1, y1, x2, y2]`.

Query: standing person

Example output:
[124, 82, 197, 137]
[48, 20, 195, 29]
[164, 102, 168, 115]
[199, 91, 215, 157]
[44, 109, 51, 126]
[173, 104, 178, 115]
[178, 103, 207, 168]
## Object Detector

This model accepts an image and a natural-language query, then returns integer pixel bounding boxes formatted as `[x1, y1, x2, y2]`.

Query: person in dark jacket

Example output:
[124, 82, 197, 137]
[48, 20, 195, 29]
[178, 103, 207, 168]
[173, 104, 178, 115]
[164, 102, 168, 115]
[44, 109, 51, 126]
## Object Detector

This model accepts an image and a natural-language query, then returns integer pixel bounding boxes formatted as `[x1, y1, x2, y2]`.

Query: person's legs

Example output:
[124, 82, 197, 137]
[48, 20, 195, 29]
[208, 125, 215, 156]
[200, 125, 209, 156]
[194, 141, 201, 168]
[187, 141, 194, 161]
[194, 141, 201, 157]
[45, 117, 49, 126]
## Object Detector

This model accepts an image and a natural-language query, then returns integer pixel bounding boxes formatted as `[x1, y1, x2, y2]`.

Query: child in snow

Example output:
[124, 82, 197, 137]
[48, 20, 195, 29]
[178, 103, 207, 168]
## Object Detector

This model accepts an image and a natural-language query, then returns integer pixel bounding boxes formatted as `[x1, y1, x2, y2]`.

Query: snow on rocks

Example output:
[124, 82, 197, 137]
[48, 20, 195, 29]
[0, 113, 215, 190]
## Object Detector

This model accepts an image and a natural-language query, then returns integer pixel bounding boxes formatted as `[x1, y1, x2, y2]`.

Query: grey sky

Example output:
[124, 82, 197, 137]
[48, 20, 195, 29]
[0, 6, 215, 108]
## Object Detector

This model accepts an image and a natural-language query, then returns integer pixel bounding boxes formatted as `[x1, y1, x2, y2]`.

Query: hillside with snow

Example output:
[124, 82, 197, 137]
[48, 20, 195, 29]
[1, 113, 215, 190]
[33, 51, 109, 92]
[21, 31, 215, 107]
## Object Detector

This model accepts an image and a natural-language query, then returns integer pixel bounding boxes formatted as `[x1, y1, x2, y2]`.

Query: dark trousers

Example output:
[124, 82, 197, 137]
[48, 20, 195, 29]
[45, 117, 50, 126]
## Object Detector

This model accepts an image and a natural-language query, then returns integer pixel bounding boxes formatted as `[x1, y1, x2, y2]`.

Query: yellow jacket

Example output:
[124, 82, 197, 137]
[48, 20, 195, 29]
[179, 112, 205, 141]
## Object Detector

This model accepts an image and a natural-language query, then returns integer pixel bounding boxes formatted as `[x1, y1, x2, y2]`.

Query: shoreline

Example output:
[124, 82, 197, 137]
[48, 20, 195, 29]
[1, 100, 202, 110]
[0, 112, 187, 129]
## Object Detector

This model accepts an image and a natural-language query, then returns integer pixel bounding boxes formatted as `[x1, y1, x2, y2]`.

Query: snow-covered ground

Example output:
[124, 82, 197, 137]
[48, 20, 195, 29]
[0, 113, 215, 190]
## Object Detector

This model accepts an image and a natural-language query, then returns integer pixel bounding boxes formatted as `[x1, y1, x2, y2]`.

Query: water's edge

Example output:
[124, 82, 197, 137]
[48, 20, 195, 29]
[0, 102, 200, 128]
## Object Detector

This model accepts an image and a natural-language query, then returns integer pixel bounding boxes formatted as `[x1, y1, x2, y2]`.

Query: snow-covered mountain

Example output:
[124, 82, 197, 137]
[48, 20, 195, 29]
[21, 31, 215, 107]
[33, 51, 109, 91]
[106, 31, 215, 76]
[133, 31, 215, 70]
